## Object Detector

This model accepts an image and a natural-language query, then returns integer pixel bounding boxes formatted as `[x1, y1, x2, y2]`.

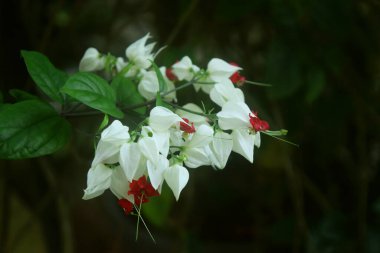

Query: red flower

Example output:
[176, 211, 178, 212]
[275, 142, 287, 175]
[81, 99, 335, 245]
[180, 118, 196, 134]
[118, 198, 134, 215]
[249, 113, 270, 132]
[166, 67, 178, 81]
[229, 62, 246, 86]
[128, 176, 159, 205]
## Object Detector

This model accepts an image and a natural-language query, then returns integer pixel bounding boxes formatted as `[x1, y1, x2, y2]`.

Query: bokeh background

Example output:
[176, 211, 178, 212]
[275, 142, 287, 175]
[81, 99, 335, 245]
[1, 0, 380, 252]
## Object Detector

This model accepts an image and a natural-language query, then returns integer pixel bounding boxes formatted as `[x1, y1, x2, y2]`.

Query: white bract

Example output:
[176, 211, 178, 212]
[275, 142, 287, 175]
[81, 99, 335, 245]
[138, 67, 176, 101]
[79, 47, 105, 72]
[217, 101, 260, 163]
[171, 56, 200, 81]
[83, 164, 133, 203]
[210, 79, 245, 107]
[207, 58, 241, 82]
[126, 33, 157, 69]
[91, 120, 130, 167]
[164, 164, 189, 200]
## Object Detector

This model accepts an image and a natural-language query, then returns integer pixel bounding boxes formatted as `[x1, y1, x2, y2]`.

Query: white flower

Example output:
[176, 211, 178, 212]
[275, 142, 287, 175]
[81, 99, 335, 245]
[119, 142, 147, 182]
[181, 124, 214, 168]
[209, 79, 245, 107]
[83, 164, 133, 202]
[79, 47, 105, 72]
[206, 131, 233, 169]
[138, 67, 176, 101]
[193, 58, 242, 94]
[125, 33, 160, 69]
[147, 154, 169, 190]
[216, 101, 260, 163]
[171, 56, 200, 81]
[91, 120, 130, 167]
[207, 58, 241, 82]
[164, 164, 189, 200]
[149, 106, 184, 132]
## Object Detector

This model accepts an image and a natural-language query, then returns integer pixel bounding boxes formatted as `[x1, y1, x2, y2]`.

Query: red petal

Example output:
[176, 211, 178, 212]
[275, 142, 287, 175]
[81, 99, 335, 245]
[118, 199, 134, 215]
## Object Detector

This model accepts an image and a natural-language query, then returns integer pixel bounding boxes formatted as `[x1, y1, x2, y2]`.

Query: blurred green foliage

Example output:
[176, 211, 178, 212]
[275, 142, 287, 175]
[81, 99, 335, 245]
[1, 0, 379, 252]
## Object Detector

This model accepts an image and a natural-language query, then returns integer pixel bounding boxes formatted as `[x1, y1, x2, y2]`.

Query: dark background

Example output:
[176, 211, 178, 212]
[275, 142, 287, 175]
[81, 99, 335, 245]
[1, 0, 380, 252]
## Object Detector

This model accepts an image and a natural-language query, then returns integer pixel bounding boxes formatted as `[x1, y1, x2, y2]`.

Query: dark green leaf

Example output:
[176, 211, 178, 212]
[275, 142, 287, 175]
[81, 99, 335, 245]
[150, 61, 167, 93]
[21, 50, 68, 103]
[9, 89, 39, 101]
[111, 75, 146, 114]
[0, 100, 71, 159]
[61, 72, 123, 118]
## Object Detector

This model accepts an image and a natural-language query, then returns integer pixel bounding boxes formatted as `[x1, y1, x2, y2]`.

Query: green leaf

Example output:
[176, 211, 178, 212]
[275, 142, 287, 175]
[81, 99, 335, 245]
[111, 75, 146, 115]
[9, 89, 39, 101]
[21, 50, 68, 103]
[61, 72, 124, 118]
[150, 61, 167, 93]
[0, 100, 71, 159]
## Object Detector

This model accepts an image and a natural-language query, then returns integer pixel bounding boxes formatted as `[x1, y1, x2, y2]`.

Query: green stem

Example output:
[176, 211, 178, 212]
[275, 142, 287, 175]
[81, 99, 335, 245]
[261, 131, 299, 147]
[164, 101, 216, 120]
[245, 80, 272, 87]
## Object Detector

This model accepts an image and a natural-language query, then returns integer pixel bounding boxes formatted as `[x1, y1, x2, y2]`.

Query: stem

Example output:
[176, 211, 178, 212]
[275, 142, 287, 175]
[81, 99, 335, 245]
[132, 203, 156, 243]
[261, 131, 300, 147]
[164, 101, 216, 120]
[245, 80, 272, 87]
[161, 79, 197, 96]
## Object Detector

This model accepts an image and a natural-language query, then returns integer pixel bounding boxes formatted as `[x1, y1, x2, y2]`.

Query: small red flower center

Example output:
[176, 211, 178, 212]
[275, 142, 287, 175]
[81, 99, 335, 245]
[249, 113, 270, 132]
[229, 62, 246, 86]
[166, 67, 178, 81]
[128, 176, 159, 205]
[180, 118, 196, 134]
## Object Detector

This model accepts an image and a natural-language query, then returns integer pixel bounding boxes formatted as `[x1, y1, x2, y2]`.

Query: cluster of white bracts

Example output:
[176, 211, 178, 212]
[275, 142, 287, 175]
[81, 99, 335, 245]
[81, 34, 263, 203]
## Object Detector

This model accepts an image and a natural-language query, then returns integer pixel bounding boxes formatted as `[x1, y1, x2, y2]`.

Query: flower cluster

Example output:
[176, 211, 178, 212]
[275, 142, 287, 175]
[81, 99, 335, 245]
[80, 33, 286, 217]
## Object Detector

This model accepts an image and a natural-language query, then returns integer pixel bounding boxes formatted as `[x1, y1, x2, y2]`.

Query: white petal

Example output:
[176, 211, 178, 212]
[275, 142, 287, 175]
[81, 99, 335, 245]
[207, 58, 241, 82]
[83, 163, 112, 200]
[164, 164, 189, 200]
[149, 106, 183, 132]
[147, 155, 169, 189]
[231, 129, 255, 163]
[110, 166, 133, 202]
[126, 33, 150, 60]
[138, 136, 159, 163]
[217, 101, 252, 130]
[101, 120, 130, 145]
[79, 47, 105, 72]
[184, 147, 211, 168]
[138, 70, 159, 100]
[187, 124, 213, 148]
[119, 142, 146, 182]
[210, 79, 245, 107]
[171, 56, 199, 81]
[255, 132, 261, 148]
[91, 140, 120, 167]
[209, 131, 233, 169]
